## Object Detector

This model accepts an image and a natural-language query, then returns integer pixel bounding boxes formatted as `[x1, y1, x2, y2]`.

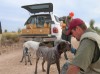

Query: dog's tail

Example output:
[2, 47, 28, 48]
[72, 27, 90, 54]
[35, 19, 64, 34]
[24, 47, 28, 53]
[23, 47, 28, 53]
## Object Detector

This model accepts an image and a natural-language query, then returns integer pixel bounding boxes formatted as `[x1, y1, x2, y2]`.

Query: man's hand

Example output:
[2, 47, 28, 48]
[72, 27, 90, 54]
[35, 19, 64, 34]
[66, 65, 80, 74]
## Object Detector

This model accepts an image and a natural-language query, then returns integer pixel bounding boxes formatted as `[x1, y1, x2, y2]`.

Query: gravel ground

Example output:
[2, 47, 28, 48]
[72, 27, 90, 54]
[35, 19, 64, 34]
[0, 37, 79, 74]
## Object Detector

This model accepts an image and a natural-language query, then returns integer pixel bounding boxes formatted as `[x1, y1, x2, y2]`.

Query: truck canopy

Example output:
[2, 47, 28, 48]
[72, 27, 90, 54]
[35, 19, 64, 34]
[22, 3, 53, 14]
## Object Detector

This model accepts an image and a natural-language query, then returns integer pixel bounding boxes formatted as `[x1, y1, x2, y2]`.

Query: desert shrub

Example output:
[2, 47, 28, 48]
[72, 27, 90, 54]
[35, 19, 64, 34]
[95, 27, 100, 35]
[1, 32, 20, 43]
[89, 19, 100, 35]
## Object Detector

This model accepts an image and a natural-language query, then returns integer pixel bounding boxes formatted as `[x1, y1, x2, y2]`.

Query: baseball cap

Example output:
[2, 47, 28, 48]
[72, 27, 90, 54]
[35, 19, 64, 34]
[66, 18, 85, 35]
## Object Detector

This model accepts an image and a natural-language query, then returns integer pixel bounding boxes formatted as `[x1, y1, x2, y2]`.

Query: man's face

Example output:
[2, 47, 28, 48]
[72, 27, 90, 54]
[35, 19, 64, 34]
[71, 26, 83, 41]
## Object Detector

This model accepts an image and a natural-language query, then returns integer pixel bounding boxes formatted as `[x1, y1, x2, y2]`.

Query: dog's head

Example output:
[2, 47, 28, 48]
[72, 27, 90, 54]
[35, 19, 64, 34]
[57, 41, 71, 55]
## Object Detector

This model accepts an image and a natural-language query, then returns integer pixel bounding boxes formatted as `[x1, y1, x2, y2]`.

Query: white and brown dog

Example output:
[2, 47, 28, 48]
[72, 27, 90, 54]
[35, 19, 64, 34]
[20, 40, 45, 65]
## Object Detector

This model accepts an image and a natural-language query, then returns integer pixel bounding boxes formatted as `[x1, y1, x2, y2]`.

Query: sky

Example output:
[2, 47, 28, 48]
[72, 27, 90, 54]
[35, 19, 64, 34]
[0, 0, 100, 32]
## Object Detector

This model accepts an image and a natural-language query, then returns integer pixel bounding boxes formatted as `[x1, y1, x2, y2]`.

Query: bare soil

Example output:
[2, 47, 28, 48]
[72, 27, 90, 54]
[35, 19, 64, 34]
[0, 37, 79, 74]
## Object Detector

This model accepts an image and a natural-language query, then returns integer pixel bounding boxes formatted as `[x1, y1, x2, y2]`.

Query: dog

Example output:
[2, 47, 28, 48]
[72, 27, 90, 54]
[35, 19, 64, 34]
[34, 40, 71, 74]
[20, 40, 45, 65]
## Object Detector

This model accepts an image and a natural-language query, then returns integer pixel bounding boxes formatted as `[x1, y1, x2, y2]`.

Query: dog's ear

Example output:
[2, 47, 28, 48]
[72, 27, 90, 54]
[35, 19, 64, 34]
[57, 41, 71, 53]
[57, 42, 66, 54]
[65, 41, 71, 51]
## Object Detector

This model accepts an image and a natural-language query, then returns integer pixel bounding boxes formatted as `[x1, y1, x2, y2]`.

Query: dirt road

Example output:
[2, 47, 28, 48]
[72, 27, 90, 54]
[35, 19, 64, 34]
[0, 38, 79, 74]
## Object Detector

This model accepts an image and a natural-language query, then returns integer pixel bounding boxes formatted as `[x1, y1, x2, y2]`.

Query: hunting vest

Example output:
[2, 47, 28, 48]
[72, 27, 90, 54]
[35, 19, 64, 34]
[80, 32, 100, 48]
[80, 32, 100, 63]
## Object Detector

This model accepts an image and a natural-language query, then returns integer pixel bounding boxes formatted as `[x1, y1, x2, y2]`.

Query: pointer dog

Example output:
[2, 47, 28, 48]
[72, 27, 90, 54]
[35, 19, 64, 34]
[34, 40, 71, 74]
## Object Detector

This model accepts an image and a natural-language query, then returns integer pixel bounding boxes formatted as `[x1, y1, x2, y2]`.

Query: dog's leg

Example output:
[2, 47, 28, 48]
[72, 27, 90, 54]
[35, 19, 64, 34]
[42, 58, 46, 72]
[20, 50, 24, 62]
[27, 53, 32, 65]
[34, 57, 39, 74]
[25, 53, 27, 65]
[47, 62, 51, 74]
[20, 54, 24, 62]
[64, 51, 68, 60]
[56, 60, 60, 74]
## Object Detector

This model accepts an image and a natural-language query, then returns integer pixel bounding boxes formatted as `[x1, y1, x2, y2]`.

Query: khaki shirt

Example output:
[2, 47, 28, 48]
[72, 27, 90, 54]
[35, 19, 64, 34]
[71, 28, 100, 74]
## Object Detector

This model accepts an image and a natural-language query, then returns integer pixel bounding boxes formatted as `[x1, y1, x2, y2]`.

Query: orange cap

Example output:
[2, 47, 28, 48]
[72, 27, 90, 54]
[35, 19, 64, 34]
[69, 12, 74, 18]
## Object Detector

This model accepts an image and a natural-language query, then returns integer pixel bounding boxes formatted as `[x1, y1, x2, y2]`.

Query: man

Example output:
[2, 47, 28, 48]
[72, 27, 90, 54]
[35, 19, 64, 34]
[60, 16, 71, 60]
[61, 14, 76, 60]
[61, 12, 74, 43]
[62, 18, 100, 74]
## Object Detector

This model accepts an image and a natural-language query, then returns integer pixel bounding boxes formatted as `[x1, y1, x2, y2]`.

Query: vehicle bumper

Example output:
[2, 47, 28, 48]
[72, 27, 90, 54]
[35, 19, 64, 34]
[19, 34, 57, 42]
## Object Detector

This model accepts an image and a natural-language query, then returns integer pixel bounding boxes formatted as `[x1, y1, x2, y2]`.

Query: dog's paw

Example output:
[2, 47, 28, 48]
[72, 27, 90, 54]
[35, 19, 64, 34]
[30, 63, 32, 65]
[20, 61, 22, 62]
[34, 71, 37, 74]
[42, 69, 46, 72]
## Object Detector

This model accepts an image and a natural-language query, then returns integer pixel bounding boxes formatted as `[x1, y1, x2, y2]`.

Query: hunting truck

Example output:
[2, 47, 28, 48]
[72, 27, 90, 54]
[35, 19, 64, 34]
[20, 3, 62, 43]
